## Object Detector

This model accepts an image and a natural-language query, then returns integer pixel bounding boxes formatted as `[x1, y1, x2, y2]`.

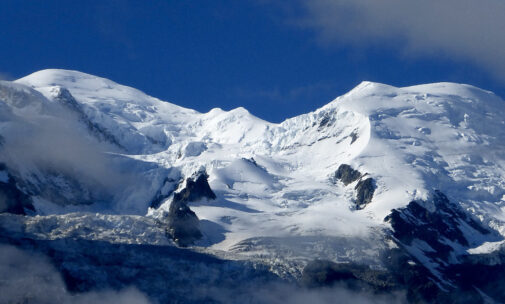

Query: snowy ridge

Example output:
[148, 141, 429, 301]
[8, 70, 505, 247]
[17, 69, 199, 154]
[2, 69, 505, 302]
[4, 70, 505, 240]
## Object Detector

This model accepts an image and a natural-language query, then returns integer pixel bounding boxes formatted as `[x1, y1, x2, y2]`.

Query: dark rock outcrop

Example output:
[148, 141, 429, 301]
[0, 164, 34, 215]
[166, 197, 203, 247]
[334, 164, 361, 185]
[350, 131, 359, 144]
[173, 171, 216, 204]
[334, 164, 376, 209]
[385, 190, 490, 260]
[354, 178, 376, 210]
[381, 190, 503, 303]
[165, 170, 216, 246]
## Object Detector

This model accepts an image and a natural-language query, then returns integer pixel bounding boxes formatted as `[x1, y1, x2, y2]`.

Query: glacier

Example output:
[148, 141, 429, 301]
[2, 69, 505, 303]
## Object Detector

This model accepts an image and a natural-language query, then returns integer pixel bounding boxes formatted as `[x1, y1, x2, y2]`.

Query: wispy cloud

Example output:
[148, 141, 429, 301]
[287, 0, 505, 82]
[0, 244, 151, 304]
[0, 83, 133, 208]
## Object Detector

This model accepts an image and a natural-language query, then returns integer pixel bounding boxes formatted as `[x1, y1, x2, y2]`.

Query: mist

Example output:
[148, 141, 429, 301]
[1, 113, 124, 191]
[0, 82, 141, 209]
[0, 244, 151, 304]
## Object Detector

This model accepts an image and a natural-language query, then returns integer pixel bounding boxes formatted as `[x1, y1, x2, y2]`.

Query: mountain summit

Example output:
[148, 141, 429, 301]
[2, 69, 505, 303]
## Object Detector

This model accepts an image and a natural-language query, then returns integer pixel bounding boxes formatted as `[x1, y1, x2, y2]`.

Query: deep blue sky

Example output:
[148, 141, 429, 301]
[1, 1, 503, 122]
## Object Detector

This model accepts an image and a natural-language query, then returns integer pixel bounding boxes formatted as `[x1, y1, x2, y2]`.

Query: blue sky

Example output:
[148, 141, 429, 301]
[1, 0, 503, 122]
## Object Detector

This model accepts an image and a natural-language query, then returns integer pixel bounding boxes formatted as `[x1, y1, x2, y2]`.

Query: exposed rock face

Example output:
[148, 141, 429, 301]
[354, 178, 375, 210]
[334, 164, 361, 185]
[165, 170, 216, 246]
[385, 191, 490, 260]
[380, 191, 504, 303]
[166, 197, 202, 247]
[0, 164, 34, 215]
[334, 164, 376, 209]
[350, 131, 359, 144]
[174, 171, 216, 203]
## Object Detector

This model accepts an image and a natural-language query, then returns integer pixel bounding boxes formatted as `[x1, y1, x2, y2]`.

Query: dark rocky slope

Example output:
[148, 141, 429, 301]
[164, 170, 217, 246]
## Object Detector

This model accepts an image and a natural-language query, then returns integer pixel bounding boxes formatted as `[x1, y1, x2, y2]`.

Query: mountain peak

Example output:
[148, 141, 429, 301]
[4, 69, 505, 302]
[16, 69, 109, 88]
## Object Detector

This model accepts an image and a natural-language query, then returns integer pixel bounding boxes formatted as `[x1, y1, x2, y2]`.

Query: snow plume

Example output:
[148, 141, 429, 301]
[0, 244, 151, 304]
[292, 0, 505, 82]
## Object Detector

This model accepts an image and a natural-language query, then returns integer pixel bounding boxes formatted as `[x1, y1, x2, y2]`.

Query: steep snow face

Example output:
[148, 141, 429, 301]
[330, 82, 505, 225]
[7, 69, 505, 255]
[17, 69, 199, 154]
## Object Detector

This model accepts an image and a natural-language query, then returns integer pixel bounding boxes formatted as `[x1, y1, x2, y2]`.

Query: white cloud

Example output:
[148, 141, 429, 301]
[296, 0, 505, 81]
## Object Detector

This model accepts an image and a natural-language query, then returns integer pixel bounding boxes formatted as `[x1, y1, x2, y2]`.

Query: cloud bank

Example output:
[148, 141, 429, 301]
[296, 0, 505, 81]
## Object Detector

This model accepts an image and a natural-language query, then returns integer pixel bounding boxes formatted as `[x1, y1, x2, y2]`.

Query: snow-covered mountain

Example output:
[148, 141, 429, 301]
[2, 69, 505, 303]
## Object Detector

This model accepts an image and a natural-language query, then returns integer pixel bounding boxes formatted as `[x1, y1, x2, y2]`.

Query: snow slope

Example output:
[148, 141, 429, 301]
[3, 70, 505, 298]
[9, 70, 505, 246]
